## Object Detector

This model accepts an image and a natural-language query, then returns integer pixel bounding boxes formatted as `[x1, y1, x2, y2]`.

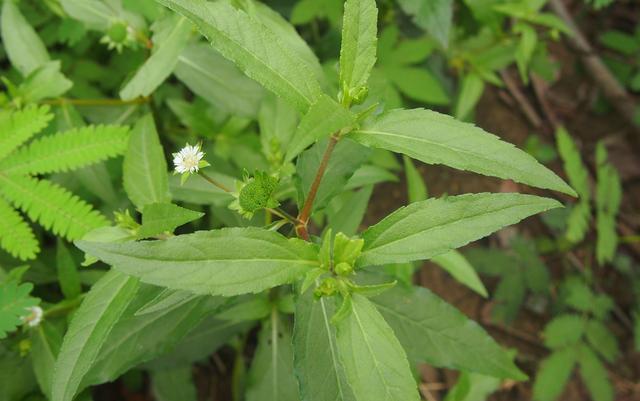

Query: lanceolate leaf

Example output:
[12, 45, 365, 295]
[120, 16, 192, 100]
[0, 125, 130, 175]
[76, 227, 319, 296]
[60, 0, 117, 30]
[431, 250, 488, 297]
[138, 203, 203, 239]
[52, 271, 140, 401]
[397, 0, 452, 49]
[123, 114, 171, 210]
[577, 344, 614, 401]
[359, 193, 561, 266]
[31, 322, 63, 399]
[369, 282, 526, 380]
[293, 290, 355, 401]
[1, 0, 49, 76]
[339, 0, 378, 94]
[533, 347, 577, 401]
[335, 294, 420, 401]
[350, 109, 575, 196]
[156, 0, 322, 112]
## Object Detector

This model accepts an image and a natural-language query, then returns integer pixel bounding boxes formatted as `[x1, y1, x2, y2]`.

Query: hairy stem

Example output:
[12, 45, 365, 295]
[296, 135, 339, 240]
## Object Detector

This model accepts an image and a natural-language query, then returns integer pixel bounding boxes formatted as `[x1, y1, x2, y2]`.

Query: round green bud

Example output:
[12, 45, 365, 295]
[335, 262, 353, 276]
[107, 22, 128, 43]
[349, 86, 369, 105]
[314, 277, 338, 298]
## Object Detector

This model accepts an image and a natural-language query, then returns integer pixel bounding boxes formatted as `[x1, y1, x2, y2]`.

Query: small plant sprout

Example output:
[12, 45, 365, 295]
[172, 143, 210, 184]
[22, 306, 43, 328]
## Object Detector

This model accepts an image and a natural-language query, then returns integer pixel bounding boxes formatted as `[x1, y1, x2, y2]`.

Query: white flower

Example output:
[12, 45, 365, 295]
[23, 306, 43, 328]
[173, 143, 205, 174]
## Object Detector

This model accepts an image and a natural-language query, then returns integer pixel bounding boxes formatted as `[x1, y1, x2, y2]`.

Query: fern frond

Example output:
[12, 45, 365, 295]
[0, 125, 130, 175]
[566, 202, 591, 243]
[556, 127, 590, 201]
[0, 174, 108, 240]
[0, 105, 52, 161]
[0, 197, 38, 260]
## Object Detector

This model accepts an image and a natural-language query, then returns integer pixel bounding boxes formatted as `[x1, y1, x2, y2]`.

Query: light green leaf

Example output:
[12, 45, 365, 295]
[454, 73, 485, 120]
[31, 322, 63, 399]
[0, 105, 53, 162]
[151, 367, 197, 401]
[328, 185, 373, 236]
[0, 196, 38, 260]
[138, 203, 203, 239]
[339, 0, 378, 96]
[293, 290, 355, 401]
[444, 370, 501, 401]
[76, 227, 319, 296]
[533, 347, 577, 401]
[259, 93, 298, 160]
[286, 95, 355, 161]
[359, 193, 561, 266]
[578, 345, 613, 401]
[168, 173, 235, 205]
[515, 23, 537, 83]
[1, 0, 49, 76]
[595, 143, 621, 265]
[344, 164, 398, 190]
[585, 320, 619, 363]
[156, 0, 322, 112]
[556, 127, 589, 199]
[120, 16, 192, 100]
[542, 314, 585, 349]
[350, 109, 575, 196]
[52, 271, 140, 401]
[18, 61, 73, 103]
[403, 155, 427, 203]
[123, 114, 171, 209]
[398, 0, 452, 48]
[387, 66, 450, 105]
[57, 240, 82, 300]
[60, 0, 117, 30]
[369, 282, 526, 379]
[0, 282, 38, 339]
[432, 250, 488, 297]
[246, 311, 300, 401]
[175, 44, 264, 117]
[336, 294, 420, 401]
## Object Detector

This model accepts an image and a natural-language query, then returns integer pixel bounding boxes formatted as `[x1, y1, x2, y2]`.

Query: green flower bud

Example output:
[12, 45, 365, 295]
[335, 262, 353, 276]
[107, 21, 128, 44]
[314, 277, 338, 298]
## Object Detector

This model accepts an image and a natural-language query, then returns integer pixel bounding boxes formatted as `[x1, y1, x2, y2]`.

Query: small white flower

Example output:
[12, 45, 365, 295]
[173, 143, 205, 174]
[23, 306, 43, 328]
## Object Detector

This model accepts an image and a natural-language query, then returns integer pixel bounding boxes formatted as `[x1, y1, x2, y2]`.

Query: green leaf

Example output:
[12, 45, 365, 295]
[387, 66, 450, 105]
[454, 73, 485, 120]
[120, 15, 192, 100]
[542, 314, 585, 349]
[293, 290, 355, 401]
[0, 105, 53, 162]
[443, 370, 501, 401]
[60, 0, 117, 30]
[328, 186, 373, 236]
[175, 44, 264, 118]
[76, 227, 319, 296]
[246, 312, 300, 401]
[0, 196, 38, 260]
[556, 127, 589, 199]
[259, 93, 298, 160]
[351, 109, 574, 195]
[151, 367, 197, 401]
[57, 240, 82, 300]
[515, 23, 537, 83]
[344, 164, 398, 190]
[595, 143, 621, 265]
[0, 175, 109, 240]
[432, 250, 488, 297]
[369, 282, 526, 379]
[398, 0, 452, 48]
[156, 0, 322, 112]
[286, 95, 355, 161]
[0, 124, 130, 175]
[296, 138, 370, 212]
[1, 0, 49, 76]
[0, 344, 38, 400]
[403, 155, 427, 203]
[533, 347, 577, 401]
[17, 61, 73, 103]
[0, 281, 38, 339]
[585, 320, 619, 363]
[168, 173, 234, 205]
[138, 203, 203, 239]
[123, 114, 171, 209]
[31, 322, 63, 399]
[335, 294, 420, 401]
[339, 0, 378, 96]
[51, 271, 140, 401]
[359, 193, 561, 266]
[578, 345, 613, 401]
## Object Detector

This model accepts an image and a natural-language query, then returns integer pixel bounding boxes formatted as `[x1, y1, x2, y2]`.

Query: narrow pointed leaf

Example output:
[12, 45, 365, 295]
[359, 193, 561, 266]
[335, 294, 420, 401]
[350, 109, 575, 196]
[369, 282, 527, 380]
[76, 227, 319, 296]
[52, 271, 140, 401]
[432, 250, 487, 297]
[1, 0, 49, 76]
[156, 0, 322, 112]
[339, 0, 378, 93]
[138, 203, 203, 238]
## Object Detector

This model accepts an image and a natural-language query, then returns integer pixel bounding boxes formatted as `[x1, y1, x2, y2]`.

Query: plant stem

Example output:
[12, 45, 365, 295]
[43, 295, 85, 318]
[296, 135, 339, 240]
[199, 171, 299, 225]
[41, 97, 150, 107]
